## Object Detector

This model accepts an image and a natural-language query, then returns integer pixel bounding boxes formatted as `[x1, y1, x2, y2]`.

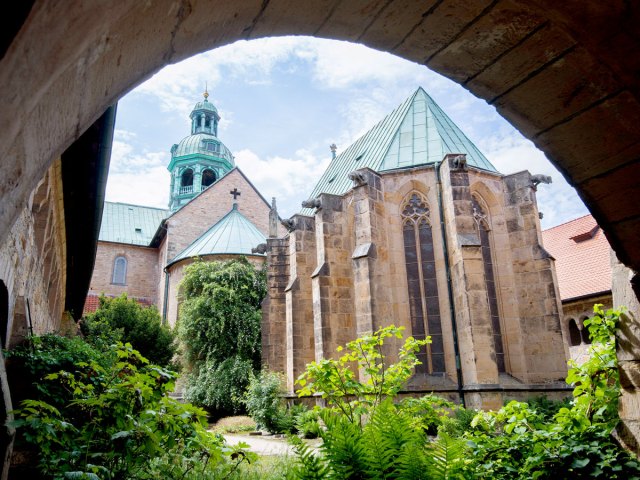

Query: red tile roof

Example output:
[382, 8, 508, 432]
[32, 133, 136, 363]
[83, 294, 155, 316]
[542, 214, 612, 301]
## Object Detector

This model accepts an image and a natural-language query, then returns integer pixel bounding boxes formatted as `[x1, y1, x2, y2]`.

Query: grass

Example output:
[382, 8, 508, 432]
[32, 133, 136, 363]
[212, 415, 257, 433]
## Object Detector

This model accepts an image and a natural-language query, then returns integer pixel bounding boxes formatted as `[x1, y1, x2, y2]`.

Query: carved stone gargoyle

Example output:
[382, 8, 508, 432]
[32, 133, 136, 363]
[281, 217, 297, 232]
[530, 174, 552, 190]
[301, 197, 322, 209]
[452, 154, 467, 170]
[348, 170, 367, 187]
[251, 243, 267, 254]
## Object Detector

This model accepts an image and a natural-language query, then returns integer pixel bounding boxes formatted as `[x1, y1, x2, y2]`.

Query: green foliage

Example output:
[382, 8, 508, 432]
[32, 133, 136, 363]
[399, 394, 457, 436]
[465, 305, 640, 479]
[295, 408, 322, 439]
[81, 294, 176, 367]
[244, 370, 287, 433]
[9, 341, 225, 479]
[296, 325, 429, 423]
[178, 258, 266, 413]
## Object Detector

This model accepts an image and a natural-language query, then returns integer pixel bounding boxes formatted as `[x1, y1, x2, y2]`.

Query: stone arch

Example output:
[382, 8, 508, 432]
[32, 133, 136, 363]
[567, 318, 581, 346]
[1, 3, 639, 277]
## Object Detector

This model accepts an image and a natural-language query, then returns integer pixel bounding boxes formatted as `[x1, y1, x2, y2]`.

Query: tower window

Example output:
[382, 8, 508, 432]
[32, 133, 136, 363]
[205, 117, 211, 128]
[181, 168, 194, 187]
[201, 169, 217, 188]
[401, 192, 444, 374]
[112, 256, 127, 285]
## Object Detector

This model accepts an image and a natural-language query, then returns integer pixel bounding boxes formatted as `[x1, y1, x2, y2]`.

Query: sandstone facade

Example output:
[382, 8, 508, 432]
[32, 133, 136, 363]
[264, 156, 570, 409]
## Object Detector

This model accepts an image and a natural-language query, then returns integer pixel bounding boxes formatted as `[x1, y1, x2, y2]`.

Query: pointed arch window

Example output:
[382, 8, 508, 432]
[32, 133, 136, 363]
[112, 256, 127, 285]
[401, 192, 445, 374]
[202, 169, 217, 188]
[472, 195, 506, 373]
[568, 318, 581, 346]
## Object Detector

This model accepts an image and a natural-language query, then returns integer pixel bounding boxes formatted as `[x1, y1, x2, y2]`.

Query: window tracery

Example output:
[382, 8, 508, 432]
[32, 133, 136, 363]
[401, 192, 444, 374]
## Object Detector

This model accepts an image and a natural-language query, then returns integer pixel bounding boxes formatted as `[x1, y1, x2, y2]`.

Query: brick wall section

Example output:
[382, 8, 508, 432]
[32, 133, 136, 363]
[165, 169, 273, 262]
[87, 241, 159, 305]
[285, 215, 316, 392]
[262, 237, 289, 372]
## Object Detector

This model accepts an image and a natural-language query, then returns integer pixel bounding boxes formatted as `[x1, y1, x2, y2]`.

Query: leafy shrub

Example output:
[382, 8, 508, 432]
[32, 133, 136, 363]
[244, 370, 285, 433]
[438, 406, 477, 438]
[5, 333, 110, 409]
[465, 305, 640, 479]
[399, 394, 457, 435]
[178, 258, 266, 413]
[9, 342, 227, 479]
[81, 294, 176, 367]
[295, 408, 322, 439]
[276, 402, 309, 434]
[297, 325, 429, 423]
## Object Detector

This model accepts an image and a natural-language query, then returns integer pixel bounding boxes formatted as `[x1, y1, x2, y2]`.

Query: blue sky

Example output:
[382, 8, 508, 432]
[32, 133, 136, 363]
[108, 36, 588, 228]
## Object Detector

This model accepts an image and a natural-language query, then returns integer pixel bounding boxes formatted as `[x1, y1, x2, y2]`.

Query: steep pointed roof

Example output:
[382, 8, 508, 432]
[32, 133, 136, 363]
[168, 203, 266, 267]
[302, 87, 496, 213]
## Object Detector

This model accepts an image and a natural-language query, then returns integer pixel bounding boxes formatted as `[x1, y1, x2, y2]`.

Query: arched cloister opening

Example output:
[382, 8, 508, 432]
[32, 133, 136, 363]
[568, 318, 581, 347]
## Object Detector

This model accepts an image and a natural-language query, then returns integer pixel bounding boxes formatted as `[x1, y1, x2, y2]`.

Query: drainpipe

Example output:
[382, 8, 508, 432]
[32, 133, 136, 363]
[436, 160, 465, 407]
[162, 267, 170, 325]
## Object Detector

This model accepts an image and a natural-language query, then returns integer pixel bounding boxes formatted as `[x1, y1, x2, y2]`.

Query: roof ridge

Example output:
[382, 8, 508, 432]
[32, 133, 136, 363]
[104, 201, 169, 211]
[542, 213, 595, 232]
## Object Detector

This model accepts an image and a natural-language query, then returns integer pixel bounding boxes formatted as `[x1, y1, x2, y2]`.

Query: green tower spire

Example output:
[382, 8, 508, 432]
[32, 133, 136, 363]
[168, 89, 235, 211]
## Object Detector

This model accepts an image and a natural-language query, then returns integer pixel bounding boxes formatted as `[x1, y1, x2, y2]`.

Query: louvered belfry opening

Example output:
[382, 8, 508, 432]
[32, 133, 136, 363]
[472, 195, 506, 373]
[401, 192, 444, 375]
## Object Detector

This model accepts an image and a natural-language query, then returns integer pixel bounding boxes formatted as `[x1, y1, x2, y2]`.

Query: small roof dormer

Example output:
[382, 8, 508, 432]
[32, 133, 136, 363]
[190, 88, 220, 136]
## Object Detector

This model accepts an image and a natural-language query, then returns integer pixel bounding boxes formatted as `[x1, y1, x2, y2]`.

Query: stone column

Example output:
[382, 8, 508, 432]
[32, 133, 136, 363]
[284, 215, 316, 392]
[439, 156, 497, 394]
[612, 251, 640, 454]
[349, 168, 390, 337]
[312, 194, 355, 362]
[502, 171, 566, 384]
[261, 237, 289, 373]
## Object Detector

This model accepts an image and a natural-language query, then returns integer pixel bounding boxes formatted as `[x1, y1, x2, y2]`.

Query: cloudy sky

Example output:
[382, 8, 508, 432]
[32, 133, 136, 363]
[108, 36, 588, 229]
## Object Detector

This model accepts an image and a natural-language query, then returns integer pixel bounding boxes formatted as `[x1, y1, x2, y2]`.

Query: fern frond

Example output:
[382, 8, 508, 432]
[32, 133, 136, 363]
[288, 434, 330, 480]
[424, 432, 469, 480]
[320, 411, 368, 480]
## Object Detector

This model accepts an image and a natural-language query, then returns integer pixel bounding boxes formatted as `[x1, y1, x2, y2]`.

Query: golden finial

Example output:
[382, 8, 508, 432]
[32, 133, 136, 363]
[203, 82, 209, 100]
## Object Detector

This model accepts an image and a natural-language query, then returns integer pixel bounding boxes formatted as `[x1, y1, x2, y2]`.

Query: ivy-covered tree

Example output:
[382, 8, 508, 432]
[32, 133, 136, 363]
[81, 294, 176, 367]
[178, 258, 266, 414]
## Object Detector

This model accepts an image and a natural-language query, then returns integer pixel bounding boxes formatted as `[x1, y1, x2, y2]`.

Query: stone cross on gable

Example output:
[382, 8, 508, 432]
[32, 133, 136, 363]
[230, 188, 241, 200]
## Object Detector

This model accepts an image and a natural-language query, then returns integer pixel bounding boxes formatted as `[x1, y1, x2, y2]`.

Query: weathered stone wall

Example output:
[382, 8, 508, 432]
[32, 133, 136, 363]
[0, 160, 67, 346]
[312, 194, 355, 362]
[285, 216, 316, 392]
[562, 293, 612, 363]
[501, 170, 567, 384]
[611, 252, 640, 453]
[87, 241, 159, 305]
[262, 237, 289, 373]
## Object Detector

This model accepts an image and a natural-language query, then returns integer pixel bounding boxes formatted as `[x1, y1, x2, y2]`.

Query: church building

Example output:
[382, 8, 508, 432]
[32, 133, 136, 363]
[262, 87, 570, 409]
[85, 92, 281, 326]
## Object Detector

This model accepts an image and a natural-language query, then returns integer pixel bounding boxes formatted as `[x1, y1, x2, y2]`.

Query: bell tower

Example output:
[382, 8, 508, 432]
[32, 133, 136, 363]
[168, 89, 235, 211]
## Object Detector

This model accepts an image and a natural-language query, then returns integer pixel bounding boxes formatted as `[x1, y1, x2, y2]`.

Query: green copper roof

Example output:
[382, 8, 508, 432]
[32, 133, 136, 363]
[168, 204, 266, 266]
[99, 202, 168, 246]
[172, 133, 234, 165]
[301, 87, 496, 214]
[191, 98, 218, 115]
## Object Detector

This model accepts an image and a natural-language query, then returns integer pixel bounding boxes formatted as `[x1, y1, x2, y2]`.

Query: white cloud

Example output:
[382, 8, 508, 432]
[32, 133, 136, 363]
[106, 167, 171, 209]
[234, 148, 331, 218]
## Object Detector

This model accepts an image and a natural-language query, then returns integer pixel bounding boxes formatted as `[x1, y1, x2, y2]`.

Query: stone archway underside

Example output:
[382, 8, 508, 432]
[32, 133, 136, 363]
[1, 0, 639, 272]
